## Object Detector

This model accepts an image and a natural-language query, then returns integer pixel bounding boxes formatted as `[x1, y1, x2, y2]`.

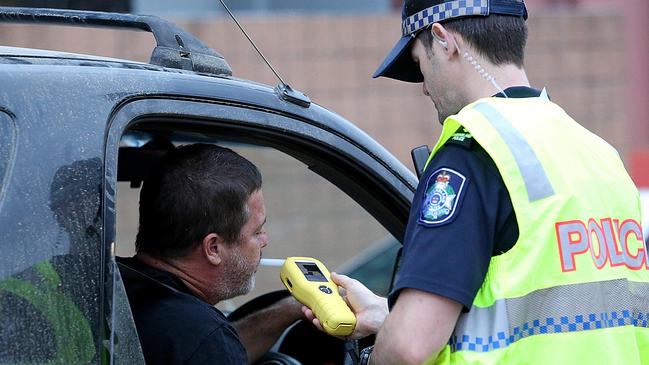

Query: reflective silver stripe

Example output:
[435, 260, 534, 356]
[450, 279, 649, 353]
[473, 102, 554, 202]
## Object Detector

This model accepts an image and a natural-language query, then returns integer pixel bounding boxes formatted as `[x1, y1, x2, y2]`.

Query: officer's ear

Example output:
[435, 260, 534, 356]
[201, 233, 225, 266]
[430, 23, 457, 58]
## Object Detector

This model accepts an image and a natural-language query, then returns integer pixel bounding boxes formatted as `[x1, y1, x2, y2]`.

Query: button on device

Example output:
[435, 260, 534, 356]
[319, 285, 333, 294]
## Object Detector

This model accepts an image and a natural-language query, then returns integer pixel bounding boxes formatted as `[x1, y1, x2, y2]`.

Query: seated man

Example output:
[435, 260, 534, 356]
[118, 143, 303, 364]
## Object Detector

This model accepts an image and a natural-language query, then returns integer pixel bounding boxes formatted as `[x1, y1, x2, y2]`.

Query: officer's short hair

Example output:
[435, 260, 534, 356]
[136, 143, 262, 259]
[420, 13, 528, 68]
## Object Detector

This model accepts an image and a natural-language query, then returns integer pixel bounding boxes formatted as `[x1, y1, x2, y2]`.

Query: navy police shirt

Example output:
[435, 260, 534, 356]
[389, 87, 543, 310]
[118, 257, 247, 365]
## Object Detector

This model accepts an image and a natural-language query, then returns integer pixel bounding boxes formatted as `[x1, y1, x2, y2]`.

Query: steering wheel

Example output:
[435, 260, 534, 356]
[228, 291, 303, 365]
[227, 290, 349, 365]
[255, 351, 302, 365]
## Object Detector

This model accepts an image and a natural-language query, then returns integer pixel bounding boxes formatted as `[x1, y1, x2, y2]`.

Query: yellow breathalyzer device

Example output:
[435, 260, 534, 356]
[280, 257, 356, 336]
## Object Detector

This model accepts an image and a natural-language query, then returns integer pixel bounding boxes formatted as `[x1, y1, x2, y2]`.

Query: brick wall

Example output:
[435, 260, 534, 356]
[0, 10, 631, 167]
[188, 11, 629, 165]
[526, 10, 627, 157]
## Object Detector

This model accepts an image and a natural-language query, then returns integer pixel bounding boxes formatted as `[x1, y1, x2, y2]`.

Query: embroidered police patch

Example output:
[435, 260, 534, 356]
[419, 167, 467, 226]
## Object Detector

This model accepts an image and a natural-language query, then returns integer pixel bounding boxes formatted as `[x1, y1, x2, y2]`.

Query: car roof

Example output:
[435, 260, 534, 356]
[0, 46, 417, 191]
[0, 45, 151, 64]
[0, 45, 203, 75]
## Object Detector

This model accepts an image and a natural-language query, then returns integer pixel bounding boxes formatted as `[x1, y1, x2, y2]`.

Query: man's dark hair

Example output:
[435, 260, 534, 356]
[135, 144, 262, 259]
[419, 13, 528, 67]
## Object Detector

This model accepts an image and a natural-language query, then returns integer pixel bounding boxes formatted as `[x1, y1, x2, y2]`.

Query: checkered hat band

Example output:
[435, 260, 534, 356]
[402, 0, 490, 36]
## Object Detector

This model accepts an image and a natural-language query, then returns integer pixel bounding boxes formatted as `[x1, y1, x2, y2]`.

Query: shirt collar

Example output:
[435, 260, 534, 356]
[124, 256, 194, 295]
[493, 86, 545, 99]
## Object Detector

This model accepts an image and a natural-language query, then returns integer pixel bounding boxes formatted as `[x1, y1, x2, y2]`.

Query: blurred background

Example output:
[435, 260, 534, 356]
[0, 0, 647, 306]
[0, 0, 646, 175]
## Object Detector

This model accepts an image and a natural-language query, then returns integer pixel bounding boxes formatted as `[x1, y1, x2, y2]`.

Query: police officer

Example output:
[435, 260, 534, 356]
[303, 0, 649, 364]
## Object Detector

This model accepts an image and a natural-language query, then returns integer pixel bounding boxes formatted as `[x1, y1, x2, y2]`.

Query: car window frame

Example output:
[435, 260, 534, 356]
[102, 95, 415, 362]
[0, 109, 16, 210]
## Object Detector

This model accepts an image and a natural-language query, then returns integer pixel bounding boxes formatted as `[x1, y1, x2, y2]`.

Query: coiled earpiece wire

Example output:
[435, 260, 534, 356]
[461, 50, 508, 98]
[437, 32, 509, 98]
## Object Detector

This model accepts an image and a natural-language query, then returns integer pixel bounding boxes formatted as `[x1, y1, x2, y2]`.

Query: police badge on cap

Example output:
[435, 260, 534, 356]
[419, 167, 467, 226]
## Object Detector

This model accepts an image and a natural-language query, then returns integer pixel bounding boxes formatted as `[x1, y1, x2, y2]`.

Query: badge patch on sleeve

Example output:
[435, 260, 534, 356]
[419, 167, 467, 226]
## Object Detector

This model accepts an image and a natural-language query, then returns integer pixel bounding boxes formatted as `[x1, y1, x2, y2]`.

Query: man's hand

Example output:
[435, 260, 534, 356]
[301, 272, 388, 339]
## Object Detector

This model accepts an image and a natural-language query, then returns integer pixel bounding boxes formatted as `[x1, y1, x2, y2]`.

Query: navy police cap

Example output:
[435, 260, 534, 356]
[373, 0, 528, 83]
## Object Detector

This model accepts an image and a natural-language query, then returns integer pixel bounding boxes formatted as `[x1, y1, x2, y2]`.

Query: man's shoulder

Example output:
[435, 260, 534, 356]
[149, 293, 236, 346]
[117, 256, 233, 333]
[120, 264, 242, 364]
[127, 276, 229, 327]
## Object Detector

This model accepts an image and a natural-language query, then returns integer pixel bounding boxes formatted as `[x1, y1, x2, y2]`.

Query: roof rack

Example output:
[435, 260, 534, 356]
[0, 7, 232, 76]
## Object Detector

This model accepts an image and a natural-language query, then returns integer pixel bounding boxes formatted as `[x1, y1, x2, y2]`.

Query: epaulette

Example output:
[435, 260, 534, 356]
[447, 128, 475, 149]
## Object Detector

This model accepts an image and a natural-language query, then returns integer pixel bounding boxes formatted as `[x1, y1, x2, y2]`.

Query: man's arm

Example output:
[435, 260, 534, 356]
[232, 296, 304, 364]
[370, 288, 462, 364]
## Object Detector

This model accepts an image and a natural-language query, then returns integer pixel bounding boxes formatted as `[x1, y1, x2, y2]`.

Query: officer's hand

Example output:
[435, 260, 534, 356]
[301, 272, 388, 340]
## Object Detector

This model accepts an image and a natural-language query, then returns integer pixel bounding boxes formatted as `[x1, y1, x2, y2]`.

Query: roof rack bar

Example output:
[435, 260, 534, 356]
[0, 7, 232, 76]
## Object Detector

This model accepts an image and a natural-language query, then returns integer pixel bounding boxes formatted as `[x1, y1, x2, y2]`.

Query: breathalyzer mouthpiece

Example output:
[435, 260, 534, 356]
[260, 258, 286, 267]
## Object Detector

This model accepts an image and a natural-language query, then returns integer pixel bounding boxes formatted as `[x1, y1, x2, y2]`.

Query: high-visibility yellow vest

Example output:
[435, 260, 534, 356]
[423, 95, 649, 364]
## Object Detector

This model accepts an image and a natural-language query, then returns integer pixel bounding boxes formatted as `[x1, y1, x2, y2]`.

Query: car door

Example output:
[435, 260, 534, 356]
[104, 92, 416, 363]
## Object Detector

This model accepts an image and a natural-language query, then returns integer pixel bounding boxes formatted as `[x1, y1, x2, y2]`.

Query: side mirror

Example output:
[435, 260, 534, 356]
[411, 145, 431, 179]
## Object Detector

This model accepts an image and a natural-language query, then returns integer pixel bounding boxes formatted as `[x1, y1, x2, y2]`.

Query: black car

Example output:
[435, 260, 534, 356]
[0, 7, 418, 364]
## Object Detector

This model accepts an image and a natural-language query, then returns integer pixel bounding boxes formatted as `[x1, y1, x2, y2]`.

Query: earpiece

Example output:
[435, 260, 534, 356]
[431, 32, 448, 49]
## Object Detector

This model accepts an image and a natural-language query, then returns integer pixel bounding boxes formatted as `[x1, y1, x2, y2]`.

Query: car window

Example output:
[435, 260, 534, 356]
[0, 156, 101, 364]
[104, 97, 412, 364]
[116, 143, 395, 310]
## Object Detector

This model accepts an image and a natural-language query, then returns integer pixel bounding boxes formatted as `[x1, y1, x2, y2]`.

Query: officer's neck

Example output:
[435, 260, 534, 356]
[462, 61, 530, 102]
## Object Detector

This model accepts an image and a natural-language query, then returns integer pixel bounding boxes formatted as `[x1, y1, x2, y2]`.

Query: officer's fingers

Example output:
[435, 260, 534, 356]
[302, 306, 315, 320]
[338, 286, 347, 298]
[331, 272, 356, 289]
[332, 272, 371, 300]
[302, 306, 327, 332]
[339, 293, 352, 308]
[312, 318, 324, 332]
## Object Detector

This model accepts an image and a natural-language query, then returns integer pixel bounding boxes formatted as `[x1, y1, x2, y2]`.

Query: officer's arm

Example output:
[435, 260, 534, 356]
[370, 288, 462, 365]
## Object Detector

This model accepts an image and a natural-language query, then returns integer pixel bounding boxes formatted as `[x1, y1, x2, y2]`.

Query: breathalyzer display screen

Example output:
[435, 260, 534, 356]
[296, 262, 328, 282]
